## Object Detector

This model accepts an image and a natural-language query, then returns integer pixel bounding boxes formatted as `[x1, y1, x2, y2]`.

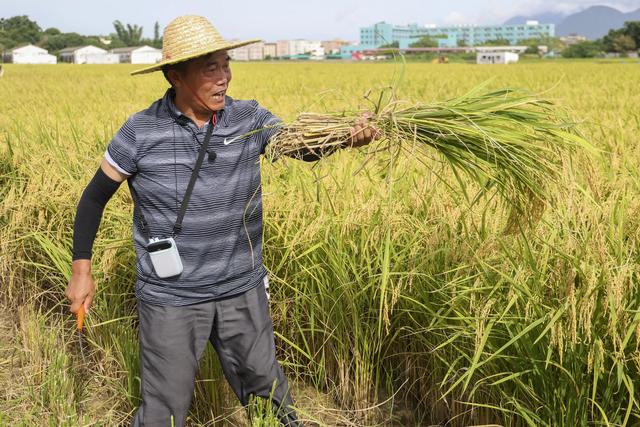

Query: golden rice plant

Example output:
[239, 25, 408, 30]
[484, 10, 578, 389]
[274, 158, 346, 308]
[267, 84, 592, 232]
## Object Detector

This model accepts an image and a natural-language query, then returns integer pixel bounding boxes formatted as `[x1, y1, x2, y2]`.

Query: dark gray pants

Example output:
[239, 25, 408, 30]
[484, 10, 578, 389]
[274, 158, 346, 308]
[129, 279, 300, 426]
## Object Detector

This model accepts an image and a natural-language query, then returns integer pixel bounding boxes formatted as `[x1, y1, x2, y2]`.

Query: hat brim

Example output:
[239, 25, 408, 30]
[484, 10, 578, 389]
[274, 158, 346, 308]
[130, 38, 262, 76]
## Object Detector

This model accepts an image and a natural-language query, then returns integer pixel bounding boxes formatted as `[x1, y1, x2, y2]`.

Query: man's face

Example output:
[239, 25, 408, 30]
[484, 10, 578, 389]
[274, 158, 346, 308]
[170, 50, 232, 112]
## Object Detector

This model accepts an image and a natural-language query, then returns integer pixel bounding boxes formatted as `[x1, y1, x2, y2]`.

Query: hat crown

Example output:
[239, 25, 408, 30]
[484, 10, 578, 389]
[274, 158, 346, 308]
[130, 14, 260, 75]
[162, 15, 225, 62]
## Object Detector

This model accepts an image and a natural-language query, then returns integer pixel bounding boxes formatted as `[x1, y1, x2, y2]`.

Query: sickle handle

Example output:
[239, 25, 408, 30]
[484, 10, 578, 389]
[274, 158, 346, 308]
[76, 304, 85, 331]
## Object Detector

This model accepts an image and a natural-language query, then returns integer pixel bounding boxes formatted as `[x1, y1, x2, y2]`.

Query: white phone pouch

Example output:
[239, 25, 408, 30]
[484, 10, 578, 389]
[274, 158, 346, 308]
[147, 237, 183, 278]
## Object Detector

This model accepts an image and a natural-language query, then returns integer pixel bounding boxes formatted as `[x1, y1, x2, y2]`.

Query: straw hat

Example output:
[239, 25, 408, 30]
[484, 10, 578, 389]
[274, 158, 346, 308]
[131, 15, 261, 75]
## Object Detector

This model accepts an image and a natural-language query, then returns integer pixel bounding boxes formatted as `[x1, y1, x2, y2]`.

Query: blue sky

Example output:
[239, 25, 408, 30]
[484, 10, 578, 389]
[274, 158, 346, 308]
[3, 0, 640, 41]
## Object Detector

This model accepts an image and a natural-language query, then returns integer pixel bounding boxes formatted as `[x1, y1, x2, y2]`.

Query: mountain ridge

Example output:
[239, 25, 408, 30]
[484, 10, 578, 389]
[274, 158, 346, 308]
[503, 5, 640, 39]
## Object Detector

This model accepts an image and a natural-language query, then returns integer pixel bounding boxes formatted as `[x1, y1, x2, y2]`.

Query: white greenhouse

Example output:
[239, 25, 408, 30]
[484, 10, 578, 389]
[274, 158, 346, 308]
[111, 46, 162, 64]
[60, 45, 119, 64]
[5, 44, 57, 64]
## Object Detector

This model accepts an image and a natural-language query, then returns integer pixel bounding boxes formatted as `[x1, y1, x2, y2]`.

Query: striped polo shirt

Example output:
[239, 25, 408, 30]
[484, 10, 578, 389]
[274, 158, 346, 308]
[104, 87, 281, 306]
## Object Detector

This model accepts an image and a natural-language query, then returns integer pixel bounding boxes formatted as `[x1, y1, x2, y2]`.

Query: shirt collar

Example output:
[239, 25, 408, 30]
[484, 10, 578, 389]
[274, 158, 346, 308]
[163, 87, 226, 128]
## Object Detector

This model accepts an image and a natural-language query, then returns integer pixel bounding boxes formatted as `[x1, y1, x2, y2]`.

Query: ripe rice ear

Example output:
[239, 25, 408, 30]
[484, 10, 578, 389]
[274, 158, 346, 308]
[266, 85, 593, 232]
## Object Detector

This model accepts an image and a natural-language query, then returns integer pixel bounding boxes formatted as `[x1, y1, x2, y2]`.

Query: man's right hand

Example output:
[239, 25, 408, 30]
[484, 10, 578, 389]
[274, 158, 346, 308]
[65, 259, 96, 314]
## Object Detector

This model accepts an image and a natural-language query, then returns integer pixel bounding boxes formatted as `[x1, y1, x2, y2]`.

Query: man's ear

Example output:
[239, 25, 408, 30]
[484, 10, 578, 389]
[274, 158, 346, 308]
[167, 69, 182, 88]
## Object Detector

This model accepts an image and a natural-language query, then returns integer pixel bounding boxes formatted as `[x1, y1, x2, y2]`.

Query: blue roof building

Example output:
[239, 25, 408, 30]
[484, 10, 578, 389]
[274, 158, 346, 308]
[341, 20, 555, 58]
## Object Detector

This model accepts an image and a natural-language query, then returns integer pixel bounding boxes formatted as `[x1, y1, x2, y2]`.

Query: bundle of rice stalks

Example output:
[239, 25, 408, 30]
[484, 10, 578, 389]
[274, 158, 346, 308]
[266, 85, 592, 232]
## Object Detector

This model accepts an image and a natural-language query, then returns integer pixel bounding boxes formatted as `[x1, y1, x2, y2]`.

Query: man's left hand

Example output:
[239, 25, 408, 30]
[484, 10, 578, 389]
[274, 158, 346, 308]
[347, 113, 381, 148]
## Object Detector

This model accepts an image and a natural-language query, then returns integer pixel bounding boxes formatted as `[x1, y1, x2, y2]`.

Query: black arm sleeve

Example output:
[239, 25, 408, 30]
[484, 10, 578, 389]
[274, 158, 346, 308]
[72, 167, 122, 260]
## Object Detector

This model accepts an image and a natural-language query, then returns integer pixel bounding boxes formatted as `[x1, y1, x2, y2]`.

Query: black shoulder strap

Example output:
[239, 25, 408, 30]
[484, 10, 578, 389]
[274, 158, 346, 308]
[172, 120, 214, 236]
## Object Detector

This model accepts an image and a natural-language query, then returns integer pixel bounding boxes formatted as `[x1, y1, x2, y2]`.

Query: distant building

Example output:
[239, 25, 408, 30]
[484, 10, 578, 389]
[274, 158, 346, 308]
[288, 40, 324, 58]
[60, 45, 119, 64]
[276, 40, 290, 57]
[475, 45, 528, 54]
[228, 41, 265, 60]
[5, 44, 56, 64]
[476, 50, 520, 64]
[110, 46, 162, 64]
[342, 20, 555, 58]
[560, 34, 587, 46]
[247, 42, 266, 60]
[263, 43, 277, 59]
[227, 40, 327, 60]
[321, 39, 351, 55]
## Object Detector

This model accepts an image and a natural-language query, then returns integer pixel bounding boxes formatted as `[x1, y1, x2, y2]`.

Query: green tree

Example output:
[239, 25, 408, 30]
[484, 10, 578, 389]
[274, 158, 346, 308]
[602, 21, 640, 53]
[517, 37, 561, 55]
[40, 32, 86, 53]
[0, 15, 42, 49]
[379, 41, 399, 48]
[612, 34, 636, 52]
[153, 21, 162, 48]
[561, 40, 603, 58]
[519, 37, 541, 54]
[602, 22, 638, 53]
[621, 21, 640, 47]
[409, 35, 438, 48]
[479, 38, 511, 47]
[43, 27, 61, 36]
[40, 32, 108, 54]
[542, 36, 564, 53]
[106, 33, 127, 49]
[112, 20, 143, 46]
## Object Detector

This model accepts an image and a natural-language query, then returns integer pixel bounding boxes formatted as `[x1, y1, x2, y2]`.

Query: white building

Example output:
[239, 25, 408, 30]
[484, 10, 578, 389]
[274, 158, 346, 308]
[228, 41, 265, 61]
[276, 40, 290, 57]
[476, 46, 528, 54]
[6, 44, 56, 64]
[560, 34, 587, 46]
[476, 51, 519, 64]
[321, 39, 351, 55]
[288, 39, 325, 58]
[60, 45, 119, 64]
[263, 43, 277, 59]
[110, 46, 162, 64]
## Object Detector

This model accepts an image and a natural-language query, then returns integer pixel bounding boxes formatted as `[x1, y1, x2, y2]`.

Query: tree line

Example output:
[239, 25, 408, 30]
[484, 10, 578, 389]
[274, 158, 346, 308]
[562, 21, 640, 58]
[0, 15, 162, 54]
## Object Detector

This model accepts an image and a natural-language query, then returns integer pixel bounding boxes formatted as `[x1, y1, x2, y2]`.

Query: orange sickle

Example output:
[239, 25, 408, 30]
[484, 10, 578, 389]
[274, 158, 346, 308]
[75, 304, 87, 363]
[76, 304, 85, 331]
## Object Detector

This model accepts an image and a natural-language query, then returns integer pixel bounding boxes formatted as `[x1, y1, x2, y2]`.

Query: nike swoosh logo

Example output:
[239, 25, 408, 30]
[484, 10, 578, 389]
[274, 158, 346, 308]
[223, 136, 242, 145]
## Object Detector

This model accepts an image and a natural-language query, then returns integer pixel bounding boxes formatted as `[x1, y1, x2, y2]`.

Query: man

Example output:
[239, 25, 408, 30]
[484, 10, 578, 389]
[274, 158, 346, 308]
[64, 15, 377, 427]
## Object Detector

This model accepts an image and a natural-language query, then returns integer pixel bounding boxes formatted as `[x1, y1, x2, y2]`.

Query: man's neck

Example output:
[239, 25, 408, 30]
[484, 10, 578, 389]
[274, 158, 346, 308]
[172, 90, 216, 129]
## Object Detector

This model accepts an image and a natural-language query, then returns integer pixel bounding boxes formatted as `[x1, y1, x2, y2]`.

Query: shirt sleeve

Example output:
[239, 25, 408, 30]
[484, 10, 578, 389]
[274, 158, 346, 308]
[104, 116, 137, 175]
[253, 104, 283, 155]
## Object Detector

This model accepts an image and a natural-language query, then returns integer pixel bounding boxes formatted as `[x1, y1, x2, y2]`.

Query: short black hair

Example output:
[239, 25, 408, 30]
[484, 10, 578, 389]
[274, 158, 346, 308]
[161, 60, 191, 87]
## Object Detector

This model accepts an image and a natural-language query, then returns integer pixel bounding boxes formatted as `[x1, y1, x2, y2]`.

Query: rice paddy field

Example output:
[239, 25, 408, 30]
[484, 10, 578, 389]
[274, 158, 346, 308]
[0, 59, 639, 426]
